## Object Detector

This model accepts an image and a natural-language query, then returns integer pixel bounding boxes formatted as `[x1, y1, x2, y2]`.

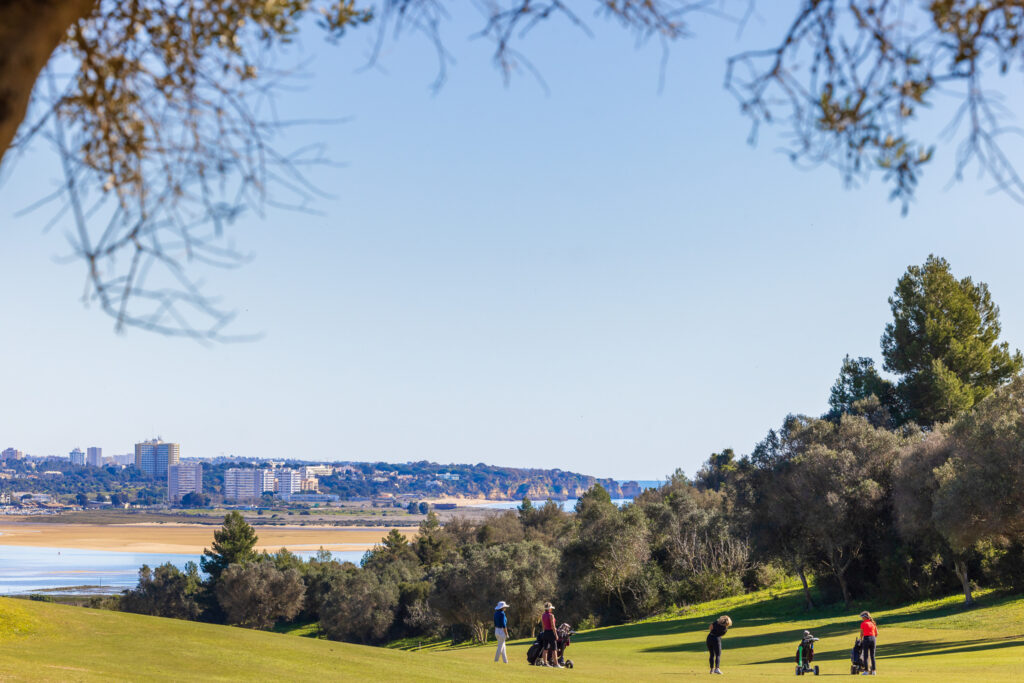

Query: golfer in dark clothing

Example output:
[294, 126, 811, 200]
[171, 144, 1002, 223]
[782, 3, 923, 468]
[706, 615, 732, 674]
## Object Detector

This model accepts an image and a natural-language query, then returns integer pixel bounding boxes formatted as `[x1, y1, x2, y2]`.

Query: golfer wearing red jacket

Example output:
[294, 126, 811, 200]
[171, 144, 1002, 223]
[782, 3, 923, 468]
[859, 611, 878, 675]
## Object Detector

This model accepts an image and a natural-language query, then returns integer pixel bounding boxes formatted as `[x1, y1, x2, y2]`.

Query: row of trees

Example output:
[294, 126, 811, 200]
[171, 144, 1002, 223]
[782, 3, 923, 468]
[119, 255, 1024, 641]
[120, 482, 749, 642]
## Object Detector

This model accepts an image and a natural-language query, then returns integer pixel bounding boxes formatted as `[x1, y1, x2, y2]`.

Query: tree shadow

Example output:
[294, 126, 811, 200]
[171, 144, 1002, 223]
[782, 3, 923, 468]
[572, 589, 826, 644]
[640, 621, 854, 654]
[731, 636, 1024, 665]
[574, 589, 1023, 649]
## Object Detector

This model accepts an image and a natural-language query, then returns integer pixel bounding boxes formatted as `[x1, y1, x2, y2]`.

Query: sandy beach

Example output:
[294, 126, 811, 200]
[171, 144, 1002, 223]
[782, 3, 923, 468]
[0, 523, 416, 554]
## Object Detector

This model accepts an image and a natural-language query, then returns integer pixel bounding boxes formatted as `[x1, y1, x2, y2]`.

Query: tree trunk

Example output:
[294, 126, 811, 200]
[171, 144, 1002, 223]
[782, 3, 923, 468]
[797, 565, 815, 610]
[836, 569, 851, 608]
[953, 556, 974, 606]
[0, 0, 96, 164]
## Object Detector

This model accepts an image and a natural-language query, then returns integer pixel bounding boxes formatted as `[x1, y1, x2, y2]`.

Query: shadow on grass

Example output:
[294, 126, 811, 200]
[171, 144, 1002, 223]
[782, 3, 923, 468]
[639, 621, 855, 655]
[575, 589, 1022, 651]
[747, 636, 1024, 665]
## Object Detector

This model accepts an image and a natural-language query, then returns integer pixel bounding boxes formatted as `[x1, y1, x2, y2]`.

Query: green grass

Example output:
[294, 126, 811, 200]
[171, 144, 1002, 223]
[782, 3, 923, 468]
[1, 587, 1022, 681]
[431, 586, 1024, 681]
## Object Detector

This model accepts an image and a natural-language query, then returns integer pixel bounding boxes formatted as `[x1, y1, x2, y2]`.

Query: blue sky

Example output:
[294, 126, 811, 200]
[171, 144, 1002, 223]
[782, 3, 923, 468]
[2, 6, 1023, 479]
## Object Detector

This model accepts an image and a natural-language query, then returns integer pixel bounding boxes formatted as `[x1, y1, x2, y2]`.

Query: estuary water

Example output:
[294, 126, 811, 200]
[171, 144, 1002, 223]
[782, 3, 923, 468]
[476, 479, 665, 510]
[0, 545, 366, 595]
[476, 498, 632, 510]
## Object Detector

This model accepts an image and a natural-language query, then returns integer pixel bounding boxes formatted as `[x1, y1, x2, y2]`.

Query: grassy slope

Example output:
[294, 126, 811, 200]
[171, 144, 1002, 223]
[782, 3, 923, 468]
[431, 586, 1024, 681]
[1, 587, 1022, 681]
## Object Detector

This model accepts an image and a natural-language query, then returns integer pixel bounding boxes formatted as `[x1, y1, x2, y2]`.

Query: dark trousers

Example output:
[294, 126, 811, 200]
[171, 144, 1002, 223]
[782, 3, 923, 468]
[862, 635, 876, 672]
[707, 634, 722, 669]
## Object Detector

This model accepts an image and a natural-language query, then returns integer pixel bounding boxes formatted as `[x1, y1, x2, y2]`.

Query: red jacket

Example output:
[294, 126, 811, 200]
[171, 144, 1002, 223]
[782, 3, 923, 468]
[860, 619, 878, 637]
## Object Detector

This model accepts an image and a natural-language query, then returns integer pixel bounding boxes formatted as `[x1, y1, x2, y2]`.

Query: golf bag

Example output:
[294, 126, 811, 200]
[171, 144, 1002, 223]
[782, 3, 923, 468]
[526, 639, 544, 666]
[850, 637, 868, 675]
[795, 635, 819, 676]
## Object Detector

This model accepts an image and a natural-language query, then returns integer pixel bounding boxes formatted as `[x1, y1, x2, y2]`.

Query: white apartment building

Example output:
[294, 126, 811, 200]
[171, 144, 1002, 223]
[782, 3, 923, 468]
[300, 465, 334, 478]
[168, 461, 203, 503]
[224, 468, 275, 501]
[112, 453, 135, 466]
[87, 447, 103, 467]
[69, 448, 85, 466]
[275, 469, 302, 495]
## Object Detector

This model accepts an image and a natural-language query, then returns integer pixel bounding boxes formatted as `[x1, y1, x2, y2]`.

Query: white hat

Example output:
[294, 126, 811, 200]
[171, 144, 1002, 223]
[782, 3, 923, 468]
[495, 601, 510, 610]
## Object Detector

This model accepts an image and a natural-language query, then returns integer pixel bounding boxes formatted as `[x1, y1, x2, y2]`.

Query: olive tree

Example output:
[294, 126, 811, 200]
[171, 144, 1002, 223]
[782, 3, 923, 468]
[215, 559, 306, 628]
[319, 567, 401, 643]
[893, 426, 978, 604]
[429, 541, 559, 643]
[121, 561, 203, 619]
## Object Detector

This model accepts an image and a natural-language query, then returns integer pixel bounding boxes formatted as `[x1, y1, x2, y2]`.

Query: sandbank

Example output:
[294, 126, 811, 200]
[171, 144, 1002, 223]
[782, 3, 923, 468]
[419, 496, 500, 506]
[0, 523, 416, 554]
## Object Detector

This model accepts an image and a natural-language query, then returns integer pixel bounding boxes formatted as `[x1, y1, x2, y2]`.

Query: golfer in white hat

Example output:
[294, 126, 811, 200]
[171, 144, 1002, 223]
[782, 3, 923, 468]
[494, 601, 511, 663]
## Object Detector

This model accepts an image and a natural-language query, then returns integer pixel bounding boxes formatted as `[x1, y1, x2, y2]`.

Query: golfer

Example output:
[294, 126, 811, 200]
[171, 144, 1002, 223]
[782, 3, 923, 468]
[706, 614, 732, 675]
[540, 602, 561, 668]
[493, 601, 511, 663]
[859, 611, 878, 675]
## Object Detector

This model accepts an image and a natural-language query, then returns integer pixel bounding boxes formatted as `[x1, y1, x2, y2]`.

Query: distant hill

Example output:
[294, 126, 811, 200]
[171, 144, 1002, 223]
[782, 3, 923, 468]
[312, 461, 633, 501]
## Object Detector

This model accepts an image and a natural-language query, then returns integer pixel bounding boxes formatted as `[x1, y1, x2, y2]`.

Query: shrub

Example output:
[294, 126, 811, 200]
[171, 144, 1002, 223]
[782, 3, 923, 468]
[682, 570, 744, 604]
[743, 562, 787, 592]
[216, 560, 305, 629]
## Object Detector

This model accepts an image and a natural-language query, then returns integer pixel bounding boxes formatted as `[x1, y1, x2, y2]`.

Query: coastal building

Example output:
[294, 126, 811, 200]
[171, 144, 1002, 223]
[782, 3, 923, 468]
[1, 448, 23, 461]
[300, 477, 319, 492]
[300, 465, 333, 478]
[275, 469, 302, 495]
[168, 461, 203, 503]
[224, 468, 275, 501]
[278, 492, 339, 503]
[112, 453, 134, 466]
[69, 448, 85, 466]
[87, 447, 103, 467]
[134, 439, 180, 478]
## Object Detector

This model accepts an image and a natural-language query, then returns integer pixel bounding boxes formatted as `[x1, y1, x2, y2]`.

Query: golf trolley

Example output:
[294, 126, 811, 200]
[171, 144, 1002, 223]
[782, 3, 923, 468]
[795, 633, 820, 676]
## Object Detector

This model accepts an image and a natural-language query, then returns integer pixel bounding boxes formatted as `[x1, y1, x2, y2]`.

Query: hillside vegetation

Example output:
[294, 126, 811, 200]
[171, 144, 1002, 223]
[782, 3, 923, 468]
[2, 586, 1022, 681]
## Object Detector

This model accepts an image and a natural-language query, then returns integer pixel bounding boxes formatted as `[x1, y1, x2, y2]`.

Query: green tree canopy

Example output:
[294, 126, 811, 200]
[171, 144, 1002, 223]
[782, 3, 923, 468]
[826, 355, 902, 427]
[881, 255, 1022, 426]
[215, 559, 306, 629]
[201, 511, 258, 581]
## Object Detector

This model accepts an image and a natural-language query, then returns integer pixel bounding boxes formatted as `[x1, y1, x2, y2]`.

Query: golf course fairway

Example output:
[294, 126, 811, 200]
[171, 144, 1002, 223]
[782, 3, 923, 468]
[1, 586, 1021, 681]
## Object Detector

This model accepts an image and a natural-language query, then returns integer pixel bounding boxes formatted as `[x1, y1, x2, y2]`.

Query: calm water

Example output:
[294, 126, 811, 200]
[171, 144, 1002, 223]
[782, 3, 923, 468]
[0, 545, 366, 595]
[477, 498, 632, 510]
[477, 480, 664, 510]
